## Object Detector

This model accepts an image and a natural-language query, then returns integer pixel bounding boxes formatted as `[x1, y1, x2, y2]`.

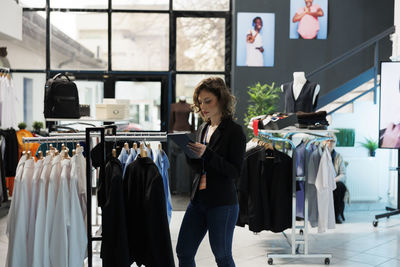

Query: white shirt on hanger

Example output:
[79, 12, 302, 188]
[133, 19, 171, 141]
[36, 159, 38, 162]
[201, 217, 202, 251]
[6, 157, 35, 267]
[0, 75, 18, 129]
[32, 154, 53, 267]
[73, 146, 87, 223]
[6, 155, 27, 267]
[43, 152, 63, 267]
[69, 152, 88, 266]
[27, 158, 44, 266]
[315, 148, 337, 233]
[50, 158, 71, 267]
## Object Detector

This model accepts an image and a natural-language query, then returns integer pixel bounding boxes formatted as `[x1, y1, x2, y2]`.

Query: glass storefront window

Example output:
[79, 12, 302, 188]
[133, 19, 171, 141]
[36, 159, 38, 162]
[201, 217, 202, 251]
[112, 0, 169, 10]
[112, 13, 169, 71]
[50, 12, 108, 70]
[175, 74, 225, 103]
[177, 17, 225, 71]
[0, 12, 46, 70]
[50, 0, 107, 9]
[173, 0, 229, 11]
[19, 0, 46, 8]
[74, 80, 104, 118]
[115, 81, 161, 130]
[11, 73, 46, 130]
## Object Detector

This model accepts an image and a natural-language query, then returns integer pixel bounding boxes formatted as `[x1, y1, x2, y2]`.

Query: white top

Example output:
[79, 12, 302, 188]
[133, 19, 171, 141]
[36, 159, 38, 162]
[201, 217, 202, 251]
[27, 159, 44, 266]
[32, 154, 53, 267]
[43, 153, 63, 267]
[6, 157, 35, 267]
[0, 76, 18, 129]
[50, 159, 71, 267]
[246, 29, 264, 66]
[315, 147, 336, 233]
[69, 155, 88, 267]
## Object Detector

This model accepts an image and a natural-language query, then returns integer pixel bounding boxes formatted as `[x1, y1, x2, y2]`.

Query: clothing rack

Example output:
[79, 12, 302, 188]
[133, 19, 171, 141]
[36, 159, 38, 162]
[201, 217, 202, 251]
[256, 128, 337, 265]
[22, 127, 168, 267]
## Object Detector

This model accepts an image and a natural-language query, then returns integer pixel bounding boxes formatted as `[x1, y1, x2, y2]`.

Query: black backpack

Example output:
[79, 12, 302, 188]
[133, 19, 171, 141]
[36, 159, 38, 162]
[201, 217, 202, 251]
[44, 73, 80, 118]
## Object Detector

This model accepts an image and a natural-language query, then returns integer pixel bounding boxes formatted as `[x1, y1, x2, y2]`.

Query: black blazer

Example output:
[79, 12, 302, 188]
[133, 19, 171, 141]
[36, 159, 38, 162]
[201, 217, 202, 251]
[189, 117, 246, 207]
[123, 156, 175, 267]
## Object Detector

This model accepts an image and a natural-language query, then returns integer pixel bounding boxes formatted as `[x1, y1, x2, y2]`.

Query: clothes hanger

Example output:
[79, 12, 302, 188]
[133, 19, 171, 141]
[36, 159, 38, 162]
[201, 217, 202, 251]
[124, 142, 130, 154]
[139, 143, 147, 157]
[38, 151, 43, 160]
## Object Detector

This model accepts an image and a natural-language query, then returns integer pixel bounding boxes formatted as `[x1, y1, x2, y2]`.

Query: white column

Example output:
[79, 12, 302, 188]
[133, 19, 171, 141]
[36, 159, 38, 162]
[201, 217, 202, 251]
[391, 0, 400, 61]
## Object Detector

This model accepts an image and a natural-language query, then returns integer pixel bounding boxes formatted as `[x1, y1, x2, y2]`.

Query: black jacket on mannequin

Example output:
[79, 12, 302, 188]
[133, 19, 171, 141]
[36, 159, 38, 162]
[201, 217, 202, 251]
[123, 156, 175, 267]
[188, 117, 246, 207]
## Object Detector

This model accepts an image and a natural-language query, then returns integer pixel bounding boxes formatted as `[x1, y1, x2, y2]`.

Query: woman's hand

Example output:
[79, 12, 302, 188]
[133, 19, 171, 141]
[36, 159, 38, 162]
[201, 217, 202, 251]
[187, 142, 207, 157]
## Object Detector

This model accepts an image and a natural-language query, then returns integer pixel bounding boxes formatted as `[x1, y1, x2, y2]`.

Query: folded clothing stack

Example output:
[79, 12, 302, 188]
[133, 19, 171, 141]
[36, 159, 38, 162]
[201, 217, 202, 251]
[295, 111, 329, 129]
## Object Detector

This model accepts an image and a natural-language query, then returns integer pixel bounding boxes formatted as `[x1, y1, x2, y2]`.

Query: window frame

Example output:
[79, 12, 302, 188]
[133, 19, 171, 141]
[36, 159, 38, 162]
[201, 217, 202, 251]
[12, 0, 232, 131]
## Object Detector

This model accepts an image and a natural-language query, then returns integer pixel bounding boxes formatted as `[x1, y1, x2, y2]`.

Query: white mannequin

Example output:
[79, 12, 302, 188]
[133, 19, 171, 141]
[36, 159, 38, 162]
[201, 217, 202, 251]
[179, 95, 186, 102]
[281, 72, 320, 105]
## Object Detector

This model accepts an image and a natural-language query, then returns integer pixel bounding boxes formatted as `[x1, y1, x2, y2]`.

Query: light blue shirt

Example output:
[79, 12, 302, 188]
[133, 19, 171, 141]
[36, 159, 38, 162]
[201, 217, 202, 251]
[155, 149, 172, 224]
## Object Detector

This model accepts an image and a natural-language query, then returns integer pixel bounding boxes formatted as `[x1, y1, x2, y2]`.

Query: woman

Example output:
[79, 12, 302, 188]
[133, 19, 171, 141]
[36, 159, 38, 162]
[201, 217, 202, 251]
[176, 77, 246, 267]
[292, 0, 324, 39]
[246, 17, 264, 66]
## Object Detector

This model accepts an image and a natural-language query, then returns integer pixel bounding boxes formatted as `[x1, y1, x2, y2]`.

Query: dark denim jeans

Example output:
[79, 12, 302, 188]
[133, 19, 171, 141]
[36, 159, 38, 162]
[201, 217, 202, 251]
[176, 201, 239, 267]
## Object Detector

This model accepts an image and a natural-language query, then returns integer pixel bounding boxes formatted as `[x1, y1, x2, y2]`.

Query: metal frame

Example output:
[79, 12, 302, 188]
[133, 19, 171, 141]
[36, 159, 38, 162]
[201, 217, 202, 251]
[22, 126, 168, 267]
[256, 129, 337, 265]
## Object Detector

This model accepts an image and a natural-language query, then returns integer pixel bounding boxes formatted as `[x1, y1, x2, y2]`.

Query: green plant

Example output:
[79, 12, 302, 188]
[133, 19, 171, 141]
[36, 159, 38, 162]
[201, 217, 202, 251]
[32, 121, 44, 132]
[359, 137, 378, 157]
[18, 122, 27, 130]
[243, 82, 281, 139]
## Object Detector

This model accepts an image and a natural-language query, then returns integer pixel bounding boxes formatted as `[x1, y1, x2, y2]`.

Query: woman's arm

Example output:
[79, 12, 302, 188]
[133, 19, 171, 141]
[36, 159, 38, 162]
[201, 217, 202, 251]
[292, 10, 307, 23]
[309, 7, 324, 18]
[335, 155, 346, 183]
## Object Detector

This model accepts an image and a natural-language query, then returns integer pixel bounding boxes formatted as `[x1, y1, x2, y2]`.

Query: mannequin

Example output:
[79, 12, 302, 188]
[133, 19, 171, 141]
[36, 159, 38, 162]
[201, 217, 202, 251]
[281, 72, 320, 113]
[169, 96, 195, 133]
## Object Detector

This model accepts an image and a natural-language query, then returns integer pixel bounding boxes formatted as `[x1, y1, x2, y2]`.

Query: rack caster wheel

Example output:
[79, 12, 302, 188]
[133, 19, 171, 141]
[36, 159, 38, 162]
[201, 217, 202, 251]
[373, 220, 378, 227]
[268, 258, 273, 265]
[324, 258, 330, 265]
[300, 229, 304, 235]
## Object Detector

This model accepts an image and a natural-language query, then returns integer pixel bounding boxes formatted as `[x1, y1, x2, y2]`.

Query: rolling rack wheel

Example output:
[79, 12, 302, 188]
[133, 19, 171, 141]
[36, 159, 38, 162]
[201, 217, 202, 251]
[324, 258, 330, 265]
[373, 220, 378, 227]
[268, 258, 273, 265]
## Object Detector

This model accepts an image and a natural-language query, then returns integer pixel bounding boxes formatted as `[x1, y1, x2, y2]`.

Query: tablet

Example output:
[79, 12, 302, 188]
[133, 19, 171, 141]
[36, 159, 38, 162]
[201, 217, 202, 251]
[168, 133, 200, 159]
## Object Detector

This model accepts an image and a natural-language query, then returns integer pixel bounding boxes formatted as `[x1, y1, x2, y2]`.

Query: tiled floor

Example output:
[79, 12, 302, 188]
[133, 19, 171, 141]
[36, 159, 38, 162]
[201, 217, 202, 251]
[1, 206, 400, 266]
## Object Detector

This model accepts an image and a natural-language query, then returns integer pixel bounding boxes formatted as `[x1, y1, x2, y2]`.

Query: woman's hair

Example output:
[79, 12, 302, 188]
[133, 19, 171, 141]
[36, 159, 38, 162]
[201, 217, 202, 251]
[192, 77, 236, 121]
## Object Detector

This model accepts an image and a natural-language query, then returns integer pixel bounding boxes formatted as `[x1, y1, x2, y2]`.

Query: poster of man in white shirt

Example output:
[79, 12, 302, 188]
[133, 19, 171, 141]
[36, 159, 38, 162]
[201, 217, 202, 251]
[236, 12, 275, 67]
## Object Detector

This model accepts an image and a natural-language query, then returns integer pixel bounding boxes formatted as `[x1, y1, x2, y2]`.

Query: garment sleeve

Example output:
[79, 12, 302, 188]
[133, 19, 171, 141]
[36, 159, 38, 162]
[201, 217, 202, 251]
[202, 125, 246, 180]
[335, 155, 346, 183]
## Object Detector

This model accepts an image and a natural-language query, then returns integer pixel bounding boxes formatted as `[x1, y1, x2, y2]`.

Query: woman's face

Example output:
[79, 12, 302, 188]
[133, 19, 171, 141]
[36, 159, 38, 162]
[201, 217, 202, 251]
[305, 0, 313, 7]
[198, 90, 221, 121]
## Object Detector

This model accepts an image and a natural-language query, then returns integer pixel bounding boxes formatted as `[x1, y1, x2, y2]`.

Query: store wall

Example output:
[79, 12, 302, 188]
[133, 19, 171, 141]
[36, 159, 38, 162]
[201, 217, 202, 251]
[233, 0, 394, 126]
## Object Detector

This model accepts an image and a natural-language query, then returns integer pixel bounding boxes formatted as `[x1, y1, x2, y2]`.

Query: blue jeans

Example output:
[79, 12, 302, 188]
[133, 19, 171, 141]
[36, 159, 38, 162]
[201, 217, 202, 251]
[176, 201, 239, 267]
